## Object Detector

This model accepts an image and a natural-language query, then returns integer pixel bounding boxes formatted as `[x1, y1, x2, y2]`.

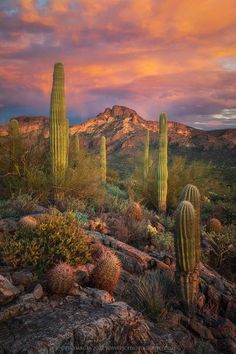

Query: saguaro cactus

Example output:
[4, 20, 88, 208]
[71, 134, 80, 168]
[175, 200, 200, 308]
[49, 62, 69, 200]
[157, 112, 168, 212]
[100, 135, 106, 183]
[8, 119, 22, 174]
[180, 184, 201, 262]
[144, 129, 150, 181]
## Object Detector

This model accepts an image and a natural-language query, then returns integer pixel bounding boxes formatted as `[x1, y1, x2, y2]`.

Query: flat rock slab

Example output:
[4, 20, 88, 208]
[0, 298, 155, 354]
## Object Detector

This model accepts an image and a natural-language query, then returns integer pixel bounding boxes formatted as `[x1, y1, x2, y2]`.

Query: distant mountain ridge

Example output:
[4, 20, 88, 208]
[0, 106, 235, 153]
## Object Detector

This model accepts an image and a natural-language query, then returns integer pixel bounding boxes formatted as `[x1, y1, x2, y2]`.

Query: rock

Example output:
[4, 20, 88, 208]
[0, 275, 20, 304]
[19, 215, 38, 229]
[33, 284, 44, 300]
[0, 298, 155, 353]
[12, 271, 33, 287]
[0, 218, 17, 232]
[0, 304, 22, 322]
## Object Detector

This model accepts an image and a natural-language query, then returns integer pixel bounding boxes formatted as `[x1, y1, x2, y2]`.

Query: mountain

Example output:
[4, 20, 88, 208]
[1, 106, 235, 153]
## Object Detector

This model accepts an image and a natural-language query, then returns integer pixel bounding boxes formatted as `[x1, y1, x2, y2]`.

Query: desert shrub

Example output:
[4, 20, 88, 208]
[128, 155, 224, 211]
[0, 193, 40, 218]
[126, 219, 149, 247]
[131, 270, 176, 322]
[158, 214, 175, 231]
[204, 224, 236, 281]
[74, 211, 89, 226]
[107, 217, 129, 242]
[105, 183, 128, 200]
[125, 201, 143, 221]
[102, 195, 129, 213]
[202, 200, 236, 225]
[62, 198, 87, 212]
[151, 231, 174, 253]
[1, 212, 91, 273]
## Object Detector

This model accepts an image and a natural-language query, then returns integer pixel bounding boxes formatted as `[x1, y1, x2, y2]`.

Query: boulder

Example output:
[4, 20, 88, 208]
[12, 271, 33, 287]
[0, 297, 155, 353]
[0, 275, 20, 304]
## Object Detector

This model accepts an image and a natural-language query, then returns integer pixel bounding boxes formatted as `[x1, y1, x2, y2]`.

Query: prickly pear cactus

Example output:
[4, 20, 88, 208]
[175, 200, 200, 308]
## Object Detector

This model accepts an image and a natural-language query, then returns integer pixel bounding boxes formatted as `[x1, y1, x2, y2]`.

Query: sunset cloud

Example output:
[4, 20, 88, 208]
[0, 0, 236, 129]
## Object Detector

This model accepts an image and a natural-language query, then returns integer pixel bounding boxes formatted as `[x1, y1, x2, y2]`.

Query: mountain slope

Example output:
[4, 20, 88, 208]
[1, 105, 235, 153]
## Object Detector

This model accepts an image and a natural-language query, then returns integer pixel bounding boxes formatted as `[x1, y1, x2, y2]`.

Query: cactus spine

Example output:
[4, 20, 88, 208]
[100, 135, 106, 183]
[8, 119, 22, 174]
[47, 262, 74, 295]
[49, 62, 69, 200]
[144, 129, 150, 181]
[90, 248, 121, 294]
[175, 200, 200, 308]
[180, 184, 201, 262]
[157, 113, 168, 212]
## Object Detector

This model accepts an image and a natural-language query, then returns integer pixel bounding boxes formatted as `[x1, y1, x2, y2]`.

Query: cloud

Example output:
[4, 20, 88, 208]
[0, 0, 236, 129]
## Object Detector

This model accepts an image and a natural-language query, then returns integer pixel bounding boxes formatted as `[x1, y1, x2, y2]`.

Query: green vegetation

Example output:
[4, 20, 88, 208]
[143, 129, 150, 183]
[8, 119, 23, 174]
[156, 113, 168, 213]
[50, 62, 69, 200]
[1, 212, 91, 273]
[100, 135, 107, 183]
[130, 270, 176, 322]
[175, 200, 200, 308]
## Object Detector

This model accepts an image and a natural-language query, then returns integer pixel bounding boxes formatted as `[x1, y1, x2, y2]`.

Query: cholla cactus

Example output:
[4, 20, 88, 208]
[47, 262, 74, 295]
[8, 119, 22, 173]
[175, 200, 200, 308]
[89, 248, 121, 294]
[180, 184, 201, 262]
[206, 218, 222, 234]
[100, 136, 106, 183]
[49, 62, 69, 200]
[157, 113, 168, 213]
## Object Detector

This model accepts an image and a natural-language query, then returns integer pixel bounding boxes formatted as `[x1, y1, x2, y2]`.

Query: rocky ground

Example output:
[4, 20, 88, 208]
[0, 213, 235, 354]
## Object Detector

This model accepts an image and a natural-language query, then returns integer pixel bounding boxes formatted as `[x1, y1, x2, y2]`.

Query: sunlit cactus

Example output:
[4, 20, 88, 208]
[144, 129, 150, 181]
[49, 62, 69, 200]
[71, 134, 80, 167]
[206, 218, 222, 234]
[8, 119, 22, 174]
[47, 262, 74, 295]
[157, 112, 168, 212]
[175, 200, 200, 308]
[100, 135, 106, 183]
[180, 184, 201, 262]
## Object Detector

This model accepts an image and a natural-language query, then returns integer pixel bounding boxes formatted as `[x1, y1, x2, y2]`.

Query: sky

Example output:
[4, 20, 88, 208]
[0, 0, 236, 130]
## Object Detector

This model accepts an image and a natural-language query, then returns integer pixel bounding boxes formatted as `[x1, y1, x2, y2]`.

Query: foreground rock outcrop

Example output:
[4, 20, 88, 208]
[0, 288, 156, 354]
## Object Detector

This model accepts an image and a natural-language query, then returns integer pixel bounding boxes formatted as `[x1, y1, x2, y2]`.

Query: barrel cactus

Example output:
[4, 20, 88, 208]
[47, 262, 74, 295]
[144, 129, 150, 181]
[89, 248, 121, 294]
[157, 113, 168, 213]
[180, 184, 201, 262]
[100, 135, 106, 183]
[206, 218, 222, 234]
[175, 200, 200, 308]
[8, 119, 22, 173]
[49, 62, 69, 200]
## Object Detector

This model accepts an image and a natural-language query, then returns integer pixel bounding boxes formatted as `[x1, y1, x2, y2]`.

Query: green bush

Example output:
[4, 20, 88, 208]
[105, 183, 128, 200]
[152, 231, 174, 253]
[2, 212, 91, 273]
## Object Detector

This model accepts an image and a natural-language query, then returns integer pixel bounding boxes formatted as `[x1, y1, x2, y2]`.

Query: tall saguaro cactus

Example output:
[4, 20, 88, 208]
[8, 119, 22, 174]
[157, 112, 168, 212]
[175, 200, 200, 308]
[144, 129, 150, 181]
[100, 136, 106, 183]
[180, 184, 201, 262]
[49, 62, 69, 200]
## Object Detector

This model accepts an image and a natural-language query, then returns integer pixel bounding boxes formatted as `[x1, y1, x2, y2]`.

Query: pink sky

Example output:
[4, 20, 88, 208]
[0, 0, 236, 129]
